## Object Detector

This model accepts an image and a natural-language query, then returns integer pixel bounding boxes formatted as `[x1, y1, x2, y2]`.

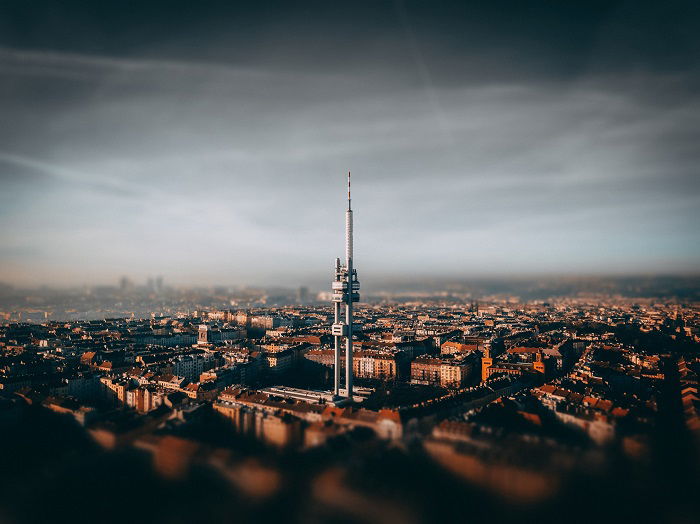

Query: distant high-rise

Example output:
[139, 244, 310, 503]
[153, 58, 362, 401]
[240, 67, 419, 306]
[297, 286, 309, 304]
[331, 172, 360, 399]
[119, 276, 133, 292]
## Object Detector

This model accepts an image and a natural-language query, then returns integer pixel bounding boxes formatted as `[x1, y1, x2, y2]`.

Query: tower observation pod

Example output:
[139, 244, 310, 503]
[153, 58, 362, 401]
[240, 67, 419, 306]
[331, 172, 360, 399]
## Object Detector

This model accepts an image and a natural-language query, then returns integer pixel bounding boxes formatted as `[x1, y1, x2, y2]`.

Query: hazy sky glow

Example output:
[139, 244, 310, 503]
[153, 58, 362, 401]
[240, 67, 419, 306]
[0, 1, 698, 287]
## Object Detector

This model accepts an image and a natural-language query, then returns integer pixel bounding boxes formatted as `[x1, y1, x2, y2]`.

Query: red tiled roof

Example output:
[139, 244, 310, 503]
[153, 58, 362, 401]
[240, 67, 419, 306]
[507, 346, 542, 354]
[596, 399, 613, 412]
[377, 409, 401, 423]
[583, 396, 598, 407]
[611, 407, 629, 418]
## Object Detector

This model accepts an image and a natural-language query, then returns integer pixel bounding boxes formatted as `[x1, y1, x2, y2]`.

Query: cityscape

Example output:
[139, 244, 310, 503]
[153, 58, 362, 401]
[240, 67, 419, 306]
[2, 2, 699, 524]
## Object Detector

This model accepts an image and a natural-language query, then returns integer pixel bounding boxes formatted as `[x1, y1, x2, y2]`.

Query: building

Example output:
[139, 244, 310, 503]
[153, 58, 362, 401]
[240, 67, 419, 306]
[411, 354, 477, 388]
[441, 341, 478, 355]
[172, 353, 217, 381]
[482, 350, 546, 381]
[354, 351, 399, 380]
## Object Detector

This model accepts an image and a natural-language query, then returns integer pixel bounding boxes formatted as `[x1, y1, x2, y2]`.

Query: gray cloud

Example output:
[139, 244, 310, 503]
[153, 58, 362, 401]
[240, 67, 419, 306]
[0, 1, 698, 287]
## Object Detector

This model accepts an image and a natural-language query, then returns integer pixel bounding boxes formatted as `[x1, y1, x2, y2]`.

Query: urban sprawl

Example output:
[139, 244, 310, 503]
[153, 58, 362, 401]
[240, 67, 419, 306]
[2, 295, 699, 514]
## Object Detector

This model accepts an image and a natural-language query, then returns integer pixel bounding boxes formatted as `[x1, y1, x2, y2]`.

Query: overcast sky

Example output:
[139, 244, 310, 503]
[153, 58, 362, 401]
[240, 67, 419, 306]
[0, 1, 698, 288]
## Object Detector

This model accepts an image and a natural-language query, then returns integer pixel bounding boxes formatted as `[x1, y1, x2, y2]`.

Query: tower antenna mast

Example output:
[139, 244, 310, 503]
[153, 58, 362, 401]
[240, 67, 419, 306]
[331, 171, 360, 400]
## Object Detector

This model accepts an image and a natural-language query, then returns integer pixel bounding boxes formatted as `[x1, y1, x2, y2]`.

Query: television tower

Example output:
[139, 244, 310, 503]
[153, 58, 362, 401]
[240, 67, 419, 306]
[331, 172, 360, 399]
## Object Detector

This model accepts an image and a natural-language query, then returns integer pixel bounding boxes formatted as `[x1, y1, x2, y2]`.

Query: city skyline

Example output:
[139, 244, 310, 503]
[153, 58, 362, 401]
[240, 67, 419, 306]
[1, 1, 699, 287]
[1, 4, 699, 523]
